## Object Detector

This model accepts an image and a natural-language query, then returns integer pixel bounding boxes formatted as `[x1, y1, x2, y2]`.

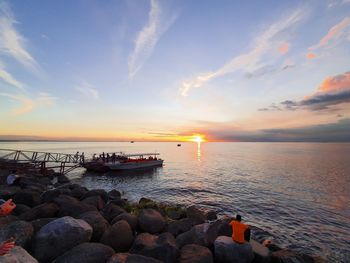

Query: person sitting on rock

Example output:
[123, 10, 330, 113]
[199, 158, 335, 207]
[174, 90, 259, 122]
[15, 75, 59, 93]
[0, 239, 15, 256]
[230, 214, 251, 244]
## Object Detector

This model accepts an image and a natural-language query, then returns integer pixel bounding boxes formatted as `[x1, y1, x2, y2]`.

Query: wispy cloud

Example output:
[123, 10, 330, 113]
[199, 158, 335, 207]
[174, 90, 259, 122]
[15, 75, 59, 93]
[128, 0, 177, 79]
[0, 2, 38, 70]
[0, 62, 24, 90]
[0, 92, 55, 115]
[75, 80, 99, 99]
[309, 17, 350, 50]
[179, 9, 304, 96]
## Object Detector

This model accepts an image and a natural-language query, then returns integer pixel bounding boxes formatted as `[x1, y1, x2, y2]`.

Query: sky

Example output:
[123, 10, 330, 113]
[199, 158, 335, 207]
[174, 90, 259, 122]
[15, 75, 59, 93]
[0, 0, 349, 142]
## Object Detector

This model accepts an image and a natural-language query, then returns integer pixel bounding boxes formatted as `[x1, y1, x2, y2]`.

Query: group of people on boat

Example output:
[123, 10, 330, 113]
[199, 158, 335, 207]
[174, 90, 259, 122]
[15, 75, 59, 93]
[92, 152, 127, 163]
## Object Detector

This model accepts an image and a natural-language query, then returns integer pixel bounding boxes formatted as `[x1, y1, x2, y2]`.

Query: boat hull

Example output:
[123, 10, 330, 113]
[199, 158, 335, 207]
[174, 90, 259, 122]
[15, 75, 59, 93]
[106, 160, 163, 170]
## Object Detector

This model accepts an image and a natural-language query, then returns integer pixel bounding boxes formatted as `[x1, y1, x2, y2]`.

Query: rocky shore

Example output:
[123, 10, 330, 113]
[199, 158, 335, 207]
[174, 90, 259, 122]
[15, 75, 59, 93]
[0, 169, 323, 263]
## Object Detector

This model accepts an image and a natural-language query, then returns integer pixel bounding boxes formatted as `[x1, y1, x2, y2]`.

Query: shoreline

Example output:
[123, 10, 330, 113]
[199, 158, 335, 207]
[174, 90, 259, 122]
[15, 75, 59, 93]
[0, 167, 325, 263]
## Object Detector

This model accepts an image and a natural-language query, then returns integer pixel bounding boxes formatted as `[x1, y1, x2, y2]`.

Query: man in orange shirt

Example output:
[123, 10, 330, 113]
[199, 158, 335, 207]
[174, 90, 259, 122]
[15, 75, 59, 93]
[229, 214, 251, 244]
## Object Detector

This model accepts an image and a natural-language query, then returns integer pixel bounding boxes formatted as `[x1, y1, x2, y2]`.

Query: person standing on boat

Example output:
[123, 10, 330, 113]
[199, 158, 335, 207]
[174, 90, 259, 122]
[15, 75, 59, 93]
[102, 152, 105, 162]
[112, 153, 116, 163]
[229, 214, 251, 244]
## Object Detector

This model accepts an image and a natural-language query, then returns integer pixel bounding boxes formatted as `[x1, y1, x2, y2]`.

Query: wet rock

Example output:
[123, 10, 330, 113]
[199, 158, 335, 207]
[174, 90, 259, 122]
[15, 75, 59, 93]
[108, 189, 121, 200]
[176, 223, 210, 248]
[41, 189, 61, 203]
[52, 242, 114, 263]
[168, 218, 192, 237]
[100, 220, 134, 252]
[71, 186, 89, 199]
[101, 203, 126, 222]
[32, 216, 93, 262]
[0, 215, 18, 227]
[186, 206, 206, 225]
[19, 202, 59, 221]
[53, 194, 97, 218]
[0, 246, 38, 263]
[31, 218, 57, 233]
[107, 253, 163, 263]
[12, 204, 31, 216]
[13, 189, 41, 207]
[81, 195, 105, 210]
[214, 236, 254, 263]
[270, 249, 315, 263]
[78, 211, 109, 242]
[138, 208, 165, 234]
[111, 212, 138, 231]
[139, 197, 154, 205]
[82, 189, 109, 203]
[179, 244, 214, 263]
[130, 232, 179, 263]
[250, 239, 270, 263]
[205, 210, 217, 221]
[109, 198, 127, 207]
[57, 174, 70, 184]
[167, 207, 186, 220]
[0, 220, 33, 248]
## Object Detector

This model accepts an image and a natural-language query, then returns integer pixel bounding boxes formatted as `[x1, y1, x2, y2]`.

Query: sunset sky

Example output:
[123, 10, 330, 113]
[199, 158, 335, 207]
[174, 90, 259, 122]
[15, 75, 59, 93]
[0, 0, 349, 142]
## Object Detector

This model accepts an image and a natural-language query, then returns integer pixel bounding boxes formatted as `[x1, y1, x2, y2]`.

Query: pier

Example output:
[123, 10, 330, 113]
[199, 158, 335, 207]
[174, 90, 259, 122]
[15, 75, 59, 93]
[0, 148, 83, 174]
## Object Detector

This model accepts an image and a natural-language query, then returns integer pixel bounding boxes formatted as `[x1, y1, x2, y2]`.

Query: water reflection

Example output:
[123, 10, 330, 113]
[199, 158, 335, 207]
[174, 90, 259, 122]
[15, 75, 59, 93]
[197, 142, 201, 161]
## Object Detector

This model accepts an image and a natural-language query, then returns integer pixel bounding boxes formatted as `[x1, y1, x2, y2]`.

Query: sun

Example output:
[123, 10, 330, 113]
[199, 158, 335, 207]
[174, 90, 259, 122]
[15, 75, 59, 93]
[194, 136, 203, 143]
[189, 135, 205, 143]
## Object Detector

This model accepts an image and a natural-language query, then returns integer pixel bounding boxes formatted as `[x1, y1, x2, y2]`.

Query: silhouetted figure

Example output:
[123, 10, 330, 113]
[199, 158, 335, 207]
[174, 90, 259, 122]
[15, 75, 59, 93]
[102, 152, 105, 162]
[112, 153, 116, 163]
[106, 153, 110, 163]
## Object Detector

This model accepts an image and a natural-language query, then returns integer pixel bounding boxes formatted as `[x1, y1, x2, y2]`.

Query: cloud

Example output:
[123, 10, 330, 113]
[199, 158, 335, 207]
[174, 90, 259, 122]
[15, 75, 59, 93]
[75, 80, 99, 99]
[309, 17, 350, 50]
[0, 92, 56, 115]
[0, 62, 24, 90]
[278, 42, 289, 54]
[0, 2, 38, 70]
[179, 9, 303, 96]
[128, 0, 177, 79]
[260, 71, 350, 111]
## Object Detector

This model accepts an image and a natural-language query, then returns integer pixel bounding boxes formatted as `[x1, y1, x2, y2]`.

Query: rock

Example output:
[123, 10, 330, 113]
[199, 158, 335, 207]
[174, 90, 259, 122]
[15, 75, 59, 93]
[186, 206, 206, 225]
[108, 189, 121, 200]
[205, 211, 217, 221]
[71, 186, 89, 199]
[214, 236, 254, 263]
[177, 223, 221, 248]
[31, 218, 57, 233]
[0, 246, 38, 263]
[101, 203, 126, 222]
[109, 198, 127, 207]
[57, 174, 70, 184]
[138, 209, 165, 234]
[139, 197, 154, 205]
[53, 194, 97, 218]
[13, 189, 41, 207]
[0, 185, 21, 199]
[0, 215, 18, 227]
[130, 232, 179, 263]
[167, 207, 186, 220]
[0, 220, 33, 248]
[179, 244, 213, 263]
[100, 220, 134, 252]
[82, 189, 109, 203]
[19, 202, 59, 221]
[270, 249, 315, 263]
[41, 189, 61, 203]
[82, 195, 105, 210]
[250, 239, 270, 263]
[111, 212, 138, 231]
[168, 218, 192, 237]
[77, 211, 109, 242]
[32, 216, 93, 262]
[12, 204, 31, 216]
[52, 242, 114, 263]
[107, 253, 163, 263]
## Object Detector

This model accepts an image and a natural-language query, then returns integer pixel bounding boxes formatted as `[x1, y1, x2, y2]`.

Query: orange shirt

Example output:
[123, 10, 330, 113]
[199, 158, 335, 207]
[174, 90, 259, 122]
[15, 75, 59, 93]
[230, 220, 249, 244]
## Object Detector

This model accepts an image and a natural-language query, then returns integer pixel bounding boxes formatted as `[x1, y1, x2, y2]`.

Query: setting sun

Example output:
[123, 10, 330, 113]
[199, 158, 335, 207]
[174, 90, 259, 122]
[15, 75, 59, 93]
[189, 135, 205, 143]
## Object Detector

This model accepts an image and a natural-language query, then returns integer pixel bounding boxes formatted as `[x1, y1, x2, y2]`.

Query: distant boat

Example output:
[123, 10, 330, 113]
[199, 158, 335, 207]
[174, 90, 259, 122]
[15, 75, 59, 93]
[130, 141, 134, 143]
[177, 144, 181, 147]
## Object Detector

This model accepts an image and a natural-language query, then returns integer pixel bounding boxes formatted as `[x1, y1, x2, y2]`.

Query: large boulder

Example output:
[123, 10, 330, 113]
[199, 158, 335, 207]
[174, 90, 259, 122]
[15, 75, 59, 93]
[100, 220, 134, 252]
[0, 246, 38, 263]
[214, 236, 254, 263]
[31, 218, 57, 233]
[53, 194, 97, 218]
[0, 220, 33, 248]
[12, 204, 31, 216]
[250, 239, 270, 263]
[19, 202, 59, 221]
[270, 249, 315, 263]
[130, 232, 179, 263]
[52, 242, 114, 263]
[111, 212, 138, 231]
[82, 189, 109, 203]
[81, 195, 105, 210]
[32, 216, 93, 262]
[41, 189, 61, 203]
[77, 211, 110, 242]
[0, 215, 18, 227]
[107, 253, 163, 263]
[138, 209, 165, 234]
[179, 244, 213, 263]
[108, 189, 121, 200]
[101, 203, 126, 222]
[186, 206, 206, 225]
[13, 190, 41, 207]
[70, 186, 89, 199]
[176, 223, 210, 248]
[168, 218, 192, 237]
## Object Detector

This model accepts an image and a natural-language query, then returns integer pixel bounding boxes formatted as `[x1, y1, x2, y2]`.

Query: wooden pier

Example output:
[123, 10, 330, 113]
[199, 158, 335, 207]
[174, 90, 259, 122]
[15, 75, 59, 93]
[0, 149, 84, 174]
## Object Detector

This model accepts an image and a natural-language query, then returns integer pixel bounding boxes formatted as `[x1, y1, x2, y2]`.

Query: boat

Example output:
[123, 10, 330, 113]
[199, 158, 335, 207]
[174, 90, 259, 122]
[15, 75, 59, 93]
[84, 152, 163, 171]
[177, 144, 181, 147]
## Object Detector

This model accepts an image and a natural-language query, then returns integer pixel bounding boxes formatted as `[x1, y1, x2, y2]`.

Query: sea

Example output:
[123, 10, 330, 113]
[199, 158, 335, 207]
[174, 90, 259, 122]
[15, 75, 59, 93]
[0, 141, 349, 262]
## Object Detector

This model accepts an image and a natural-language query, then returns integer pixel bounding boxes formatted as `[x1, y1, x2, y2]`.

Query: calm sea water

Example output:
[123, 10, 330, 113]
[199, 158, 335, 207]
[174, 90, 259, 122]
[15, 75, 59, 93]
[1, 142, 349, 262]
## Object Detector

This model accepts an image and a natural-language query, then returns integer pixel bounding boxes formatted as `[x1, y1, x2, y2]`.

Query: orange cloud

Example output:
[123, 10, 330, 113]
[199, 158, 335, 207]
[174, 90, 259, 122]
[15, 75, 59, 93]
[306, 53, 316, 59]
[318, 71, 350, 92]
[278, 42, 289, 54]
